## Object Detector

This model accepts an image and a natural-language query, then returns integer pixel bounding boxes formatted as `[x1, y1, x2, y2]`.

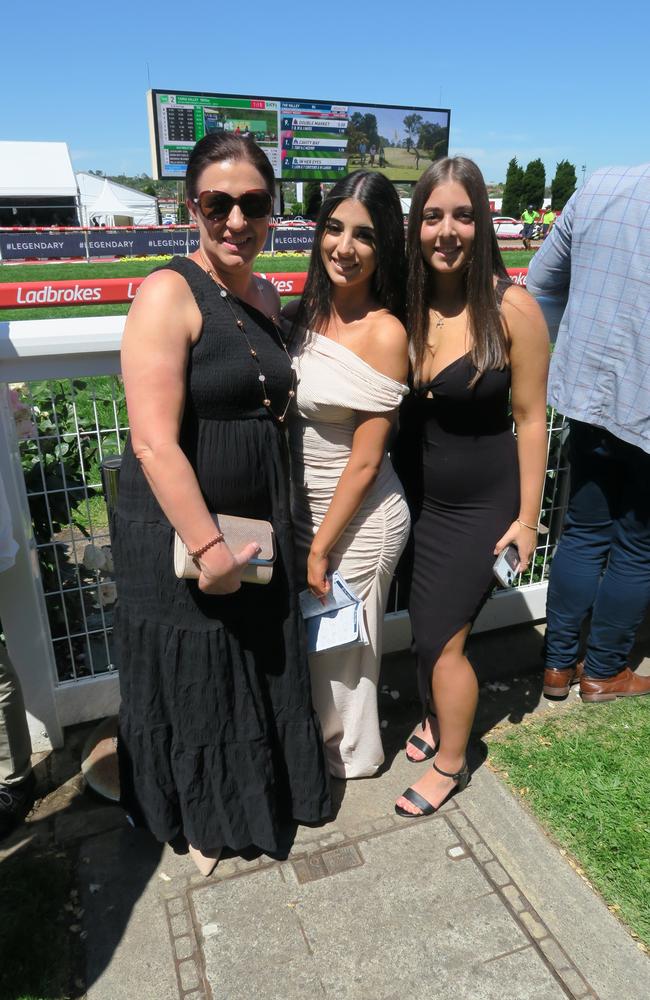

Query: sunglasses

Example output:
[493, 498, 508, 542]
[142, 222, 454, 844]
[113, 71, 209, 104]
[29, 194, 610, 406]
[192, 188, 273, 222]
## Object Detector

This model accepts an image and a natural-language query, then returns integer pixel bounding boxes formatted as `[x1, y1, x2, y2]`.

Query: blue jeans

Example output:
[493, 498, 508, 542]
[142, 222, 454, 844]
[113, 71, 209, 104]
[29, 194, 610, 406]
[545, 420, 650, 679]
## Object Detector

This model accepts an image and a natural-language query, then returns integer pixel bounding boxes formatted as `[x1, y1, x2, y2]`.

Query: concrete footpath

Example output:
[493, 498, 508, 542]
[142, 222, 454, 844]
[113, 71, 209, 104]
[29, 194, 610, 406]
[3, 623, 650, 1000]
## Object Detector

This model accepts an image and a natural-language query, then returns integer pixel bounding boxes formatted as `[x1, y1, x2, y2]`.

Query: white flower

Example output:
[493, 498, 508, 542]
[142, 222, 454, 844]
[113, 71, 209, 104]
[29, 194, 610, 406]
[83, 544, 107, 571]
[97, 581, 117, 606]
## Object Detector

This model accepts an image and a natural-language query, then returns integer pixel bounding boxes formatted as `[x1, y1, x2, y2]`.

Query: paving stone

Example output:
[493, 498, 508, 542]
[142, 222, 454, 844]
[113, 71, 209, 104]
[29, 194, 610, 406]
[373, 815, 396, 832]
[81, 827, 179, 1000]
[174, 935, 193, 960]
[484, 860, 510, 887]
[538, 936, 570, 969]
[473, 842, 494, 863]
[501, 884, 526, 912]
[54, 804, 125, 843]
[178, 958, 200, 992]
[191, 824, 534, 1000]
[519, 911, 547, 940]
[166, 897, 184, 916]
[453, 946, 567, 999]
[557, 967, 590, 997]
[170, 911, 190, 937]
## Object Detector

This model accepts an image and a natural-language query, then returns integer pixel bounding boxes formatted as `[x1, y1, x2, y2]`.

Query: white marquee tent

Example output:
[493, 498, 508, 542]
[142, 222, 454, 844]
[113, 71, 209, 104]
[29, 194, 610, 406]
[76, 172, 158, 227]
[0, 143, 159, 227]
[0, 140, 77, 199]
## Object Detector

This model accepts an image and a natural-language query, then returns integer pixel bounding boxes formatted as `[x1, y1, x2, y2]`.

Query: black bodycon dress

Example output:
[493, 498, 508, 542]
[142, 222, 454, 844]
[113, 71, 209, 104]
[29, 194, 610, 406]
[113, 256, 331, 855]
[393, 280, 520, 709]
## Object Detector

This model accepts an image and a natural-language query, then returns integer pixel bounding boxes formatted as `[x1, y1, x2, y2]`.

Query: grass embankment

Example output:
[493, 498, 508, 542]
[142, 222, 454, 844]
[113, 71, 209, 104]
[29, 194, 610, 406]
[0, 850, 79, 1000]
[488, 698, 650, 949]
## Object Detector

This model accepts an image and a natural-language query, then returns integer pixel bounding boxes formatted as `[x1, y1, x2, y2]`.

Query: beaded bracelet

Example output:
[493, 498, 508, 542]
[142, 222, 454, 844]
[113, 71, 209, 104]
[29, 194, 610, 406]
[517, 518, 538, 532]
[188, 532, 225, 559]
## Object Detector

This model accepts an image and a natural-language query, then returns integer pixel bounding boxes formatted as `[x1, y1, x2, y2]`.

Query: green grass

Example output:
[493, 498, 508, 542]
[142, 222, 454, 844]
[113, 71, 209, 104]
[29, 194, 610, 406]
[488, 699, 650, 949]
[0, 253, 309, 285]
[500, 249, 535, 266]
[0, 850, 78, 999]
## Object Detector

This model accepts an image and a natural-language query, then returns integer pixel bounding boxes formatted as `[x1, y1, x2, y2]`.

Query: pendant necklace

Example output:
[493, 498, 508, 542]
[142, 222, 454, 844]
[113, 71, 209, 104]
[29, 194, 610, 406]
[199, 250, 297, 423]
[431, 308, 445, 329]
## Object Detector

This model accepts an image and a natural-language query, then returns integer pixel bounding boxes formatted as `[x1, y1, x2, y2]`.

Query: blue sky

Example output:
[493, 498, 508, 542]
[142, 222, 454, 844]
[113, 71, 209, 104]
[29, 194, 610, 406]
[2, 0, 649, 184]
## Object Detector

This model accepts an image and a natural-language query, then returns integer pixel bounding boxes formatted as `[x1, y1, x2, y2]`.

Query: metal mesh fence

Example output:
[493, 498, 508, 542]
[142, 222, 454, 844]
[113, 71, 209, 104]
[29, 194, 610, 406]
[14, 376, 127, 683]
[11, 376, 568, 682]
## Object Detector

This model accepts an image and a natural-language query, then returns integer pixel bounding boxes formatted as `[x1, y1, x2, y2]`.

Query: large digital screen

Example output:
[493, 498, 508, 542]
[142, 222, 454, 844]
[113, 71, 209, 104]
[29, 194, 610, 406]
[148, 90, 450, 183]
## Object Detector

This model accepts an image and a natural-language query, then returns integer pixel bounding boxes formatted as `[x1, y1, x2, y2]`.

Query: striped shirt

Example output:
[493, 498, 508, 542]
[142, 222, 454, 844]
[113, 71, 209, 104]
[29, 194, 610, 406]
[527, 163, 650, 454]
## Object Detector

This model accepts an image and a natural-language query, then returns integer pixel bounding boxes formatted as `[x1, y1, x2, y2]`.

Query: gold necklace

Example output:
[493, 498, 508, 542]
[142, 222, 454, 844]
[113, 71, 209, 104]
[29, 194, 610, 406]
[199, 250, 297, 423]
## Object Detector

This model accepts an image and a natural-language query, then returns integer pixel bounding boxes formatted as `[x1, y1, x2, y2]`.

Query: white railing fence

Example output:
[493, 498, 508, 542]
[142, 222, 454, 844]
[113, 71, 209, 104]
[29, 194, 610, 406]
[0, 316, 567, 751]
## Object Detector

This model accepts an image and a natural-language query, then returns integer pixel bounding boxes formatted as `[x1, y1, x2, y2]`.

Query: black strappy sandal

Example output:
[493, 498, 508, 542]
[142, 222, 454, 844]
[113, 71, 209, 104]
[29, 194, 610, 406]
[405, 712, 439, 763]
[395, 758, 470, 817]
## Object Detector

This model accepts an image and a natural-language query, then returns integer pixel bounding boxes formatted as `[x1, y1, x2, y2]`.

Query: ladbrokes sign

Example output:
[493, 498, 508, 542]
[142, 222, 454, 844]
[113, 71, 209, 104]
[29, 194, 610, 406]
[0, 278, 143, 308]
[0, 270, 528, 309]
[0, 274, 308, 309]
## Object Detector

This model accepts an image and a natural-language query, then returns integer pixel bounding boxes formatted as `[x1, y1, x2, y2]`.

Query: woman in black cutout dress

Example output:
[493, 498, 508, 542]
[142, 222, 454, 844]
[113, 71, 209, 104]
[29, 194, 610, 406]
[392, 158, 549, 817]
[113, 134, 330, 874]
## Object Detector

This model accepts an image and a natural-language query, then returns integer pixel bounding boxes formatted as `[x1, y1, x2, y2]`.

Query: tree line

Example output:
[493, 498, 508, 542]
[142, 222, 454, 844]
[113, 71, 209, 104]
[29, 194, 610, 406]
[502, 158, 577, 216]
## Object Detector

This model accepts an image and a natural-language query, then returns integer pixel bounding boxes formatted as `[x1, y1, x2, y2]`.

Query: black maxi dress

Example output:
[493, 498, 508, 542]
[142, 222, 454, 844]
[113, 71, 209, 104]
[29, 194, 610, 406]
[113, 256, 331, 854]
[393, 279, 520, 710]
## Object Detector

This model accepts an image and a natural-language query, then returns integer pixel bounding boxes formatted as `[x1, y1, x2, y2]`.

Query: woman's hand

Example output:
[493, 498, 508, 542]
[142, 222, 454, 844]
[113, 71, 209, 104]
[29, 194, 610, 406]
[307, 550, 331, 601]
[493, 520, 538, 574]
[198, 541, 262, 595]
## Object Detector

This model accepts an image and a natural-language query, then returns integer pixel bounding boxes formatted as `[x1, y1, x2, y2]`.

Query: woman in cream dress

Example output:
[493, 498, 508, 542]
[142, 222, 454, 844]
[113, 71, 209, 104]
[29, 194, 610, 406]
[285, 171, 411, 779]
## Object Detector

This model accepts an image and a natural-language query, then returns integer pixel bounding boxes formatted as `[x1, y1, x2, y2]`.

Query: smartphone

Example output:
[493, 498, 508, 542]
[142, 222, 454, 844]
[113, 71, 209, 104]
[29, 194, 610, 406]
[493, 544, 520, 587]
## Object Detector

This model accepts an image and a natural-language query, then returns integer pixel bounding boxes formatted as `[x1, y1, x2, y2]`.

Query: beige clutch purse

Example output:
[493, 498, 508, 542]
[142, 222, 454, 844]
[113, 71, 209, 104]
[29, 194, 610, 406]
[174, 514, 275, 585]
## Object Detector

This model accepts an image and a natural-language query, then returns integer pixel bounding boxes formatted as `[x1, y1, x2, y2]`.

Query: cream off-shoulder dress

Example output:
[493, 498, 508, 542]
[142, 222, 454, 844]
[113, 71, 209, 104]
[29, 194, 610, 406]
[289, 332, 411, 778]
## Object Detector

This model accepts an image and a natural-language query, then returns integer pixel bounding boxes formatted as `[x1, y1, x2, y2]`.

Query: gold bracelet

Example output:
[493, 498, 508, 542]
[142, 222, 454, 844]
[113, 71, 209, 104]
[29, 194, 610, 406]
[517, 518, 538, 532]
[188, 532, 225, 559]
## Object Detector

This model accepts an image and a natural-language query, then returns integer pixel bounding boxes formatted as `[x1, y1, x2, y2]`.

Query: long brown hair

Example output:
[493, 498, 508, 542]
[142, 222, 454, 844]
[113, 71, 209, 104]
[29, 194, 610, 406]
[406, 157, 509, 387]
[294, 170, 406, 334]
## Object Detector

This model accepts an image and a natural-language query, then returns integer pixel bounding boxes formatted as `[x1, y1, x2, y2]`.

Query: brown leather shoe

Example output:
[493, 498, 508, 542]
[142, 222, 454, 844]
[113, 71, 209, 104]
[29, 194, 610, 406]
[580, 667, 650, 703]
[543, 661, 585, 699]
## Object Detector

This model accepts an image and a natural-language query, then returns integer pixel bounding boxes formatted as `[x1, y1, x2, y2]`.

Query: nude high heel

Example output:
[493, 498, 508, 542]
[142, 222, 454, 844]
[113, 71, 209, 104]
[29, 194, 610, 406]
[188, 844, 222, 877]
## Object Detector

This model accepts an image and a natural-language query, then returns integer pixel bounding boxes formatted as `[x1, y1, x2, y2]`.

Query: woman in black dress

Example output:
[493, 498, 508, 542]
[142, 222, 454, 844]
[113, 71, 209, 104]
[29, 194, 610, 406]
[393, 157, 549, 816]
[114, 134, 330, 875]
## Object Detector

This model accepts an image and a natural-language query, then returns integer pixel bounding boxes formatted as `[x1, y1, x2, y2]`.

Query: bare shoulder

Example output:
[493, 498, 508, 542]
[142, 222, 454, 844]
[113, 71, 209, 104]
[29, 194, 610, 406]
[124, 266, 200, 343]
[501, 282, 545, 323]
[500, 282, 549, 349]
[127, 267, 194, 319]
[358, 311, 409, 380]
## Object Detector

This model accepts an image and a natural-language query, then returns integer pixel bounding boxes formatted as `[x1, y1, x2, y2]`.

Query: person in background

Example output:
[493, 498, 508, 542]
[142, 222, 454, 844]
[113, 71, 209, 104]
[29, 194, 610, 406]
[541, 206, 555, 238]
[393, 157, 549, 817]
[285, 171, 410, 779]
[521, 204, 540, 249]
[0, 475, 36, 841]
[528, 163, 650, 703]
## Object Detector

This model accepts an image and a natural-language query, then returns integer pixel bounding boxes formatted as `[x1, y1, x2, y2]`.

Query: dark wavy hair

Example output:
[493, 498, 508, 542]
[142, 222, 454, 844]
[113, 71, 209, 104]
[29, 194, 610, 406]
[185, 132, 275, 200]
[407, 156, 510, 387]
[293, 170, 406, 333]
